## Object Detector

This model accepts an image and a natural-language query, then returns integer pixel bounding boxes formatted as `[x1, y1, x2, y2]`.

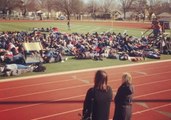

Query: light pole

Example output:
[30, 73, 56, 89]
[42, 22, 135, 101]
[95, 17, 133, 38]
[93, 0, 94, 14]
[92, 0, 95, 20]
[112, 12, 114, 32]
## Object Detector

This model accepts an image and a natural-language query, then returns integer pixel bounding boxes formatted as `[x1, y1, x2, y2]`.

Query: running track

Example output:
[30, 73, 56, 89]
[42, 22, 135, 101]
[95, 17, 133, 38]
[0, 60, 171, 120]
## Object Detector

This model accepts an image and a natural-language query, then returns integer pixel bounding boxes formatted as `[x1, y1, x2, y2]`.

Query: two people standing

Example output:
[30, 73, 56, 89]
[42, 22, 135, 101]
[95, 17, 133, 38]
[82, 70, 134, 120]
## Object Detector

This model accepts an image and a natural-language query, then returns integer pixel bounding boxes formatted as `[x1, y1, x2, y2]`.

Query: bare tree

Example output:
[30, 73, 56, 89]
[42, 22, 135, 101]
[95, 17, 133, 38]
[99, 0, 115, 13]
[24, 0, 42, 12]
[160, 2, 171, 13]
[99, 0, 117, 19]
[84, 0, 101, 19]
[53, 0, 84, 20]
[132, 0, 148, 20]
[0, 0, 24, 15]
[42, 0, 56, 19]
[21, 0, 43, 20]
[148, 0, 160, 6]
[119, 0, 136, 19]
[147, 0, 164, 20]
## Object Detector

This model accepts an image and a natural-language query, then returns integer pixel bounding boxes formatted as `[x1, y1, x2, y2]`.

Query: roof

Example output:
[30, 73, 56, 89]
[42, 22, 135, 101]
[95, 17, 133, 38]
[158, 12, 171, 18]
[158, 17, 171, 22]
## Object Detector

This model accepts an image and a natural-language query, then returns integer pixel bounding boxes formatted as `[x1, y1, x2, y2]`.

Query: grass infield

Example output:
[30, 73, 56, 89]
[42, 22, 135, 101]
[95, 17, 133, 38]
[0, 20, 171, 79]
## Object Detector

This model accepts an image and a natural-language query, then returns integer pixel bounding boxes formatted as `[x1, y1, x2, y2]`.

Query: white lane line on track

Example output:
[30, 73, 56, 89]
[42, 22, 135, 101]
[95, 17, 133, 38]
[0, 94, 85, 113]
[0, 74, 171, 100]
[31, 108, 83, 120]
[0, 81, 171, 113]
[72, 75, 90, 84]
[133, 103, 171, 115]
[108, 103, 171, 120]
[134, 88, 171, 98]
[0, 72, 171, 100]
[0, 78, 74, 91]
[0, 84, 89, 100]
[134, 79, 171, 88]
[0, 60, 171, 83]
[0, 64, 169, 91]
[0, 63, 170, 92]
[31, 100, 171, 120]
[134, 71, 147, 75]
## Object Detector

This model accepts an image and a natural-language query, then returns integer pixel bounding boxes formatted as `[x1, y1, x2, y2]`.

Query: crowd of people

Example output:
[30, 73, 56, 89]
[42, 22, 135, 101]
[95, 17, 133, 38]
[0, 27, 171, 76]
[0, 25, 169, 119]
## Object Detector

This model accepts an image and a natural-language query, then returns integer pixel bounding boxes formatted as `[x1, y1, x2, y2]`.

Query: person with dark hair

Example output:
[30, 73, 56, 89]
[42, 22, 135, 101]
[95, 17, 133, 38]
[82, 70, 113, 120]
[113, 72, 134, 120]
[67, 20, 71, 30]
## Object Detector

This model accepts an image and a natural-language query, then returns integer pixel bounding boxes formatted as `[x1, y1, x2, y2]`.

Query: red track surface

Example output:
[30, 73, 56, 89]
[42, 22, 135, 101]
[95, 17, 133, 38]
[0, 61, 171, 120]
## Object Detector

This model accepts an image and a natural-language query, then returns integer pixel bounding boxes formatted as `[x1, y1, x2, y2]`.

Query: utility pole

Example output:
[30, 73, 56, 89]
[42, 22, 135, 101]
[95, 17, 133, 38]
[67, 0, 71, 30]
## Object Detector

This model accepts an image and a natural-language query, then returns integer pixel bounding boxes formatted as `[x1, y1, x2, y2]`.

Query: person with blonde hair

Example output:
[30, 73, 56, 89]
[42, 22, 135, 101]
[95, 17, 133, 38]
[122, 72, 132, 84]
[82, 70, 113, 120]
[113, 72, 134, 120]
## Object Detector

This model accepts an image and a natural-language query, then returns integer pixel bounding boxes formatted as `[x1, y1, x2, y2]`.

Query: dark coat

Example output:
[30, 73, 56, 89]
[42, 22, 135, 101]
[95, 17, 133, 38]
[113, 83, 134, 120]
[83, 86, 113, 120]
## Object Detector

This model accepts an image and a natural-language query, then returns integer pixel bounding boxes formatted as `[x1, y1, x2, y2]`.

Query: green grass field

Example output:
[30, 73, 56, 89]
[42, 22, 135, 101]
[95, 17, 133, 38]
[0, 20, 153, 37]
[0, 20, 171, 79]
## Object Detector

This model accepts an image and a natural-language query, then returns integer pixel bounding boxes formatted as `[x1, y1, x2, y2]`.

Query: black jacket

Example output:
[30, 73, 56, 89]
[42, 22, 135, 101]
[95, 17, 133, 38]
[114, 82, 133, 105]
[113, 82, 134, 120]
[83, 86, 113, 120]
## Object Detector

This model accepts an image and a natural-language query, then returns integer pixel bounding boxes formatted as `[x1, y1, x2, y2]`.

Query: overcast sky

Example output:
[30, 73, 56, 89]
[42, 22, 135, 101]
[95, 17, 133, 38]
[82, 0, 171, 3]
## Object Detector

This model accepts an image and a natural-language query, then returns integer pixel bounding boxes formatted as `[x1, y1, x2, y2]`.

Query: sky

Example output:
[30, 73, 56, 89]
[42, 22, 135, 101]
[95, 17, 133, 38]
[82, 0, 171, 3]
